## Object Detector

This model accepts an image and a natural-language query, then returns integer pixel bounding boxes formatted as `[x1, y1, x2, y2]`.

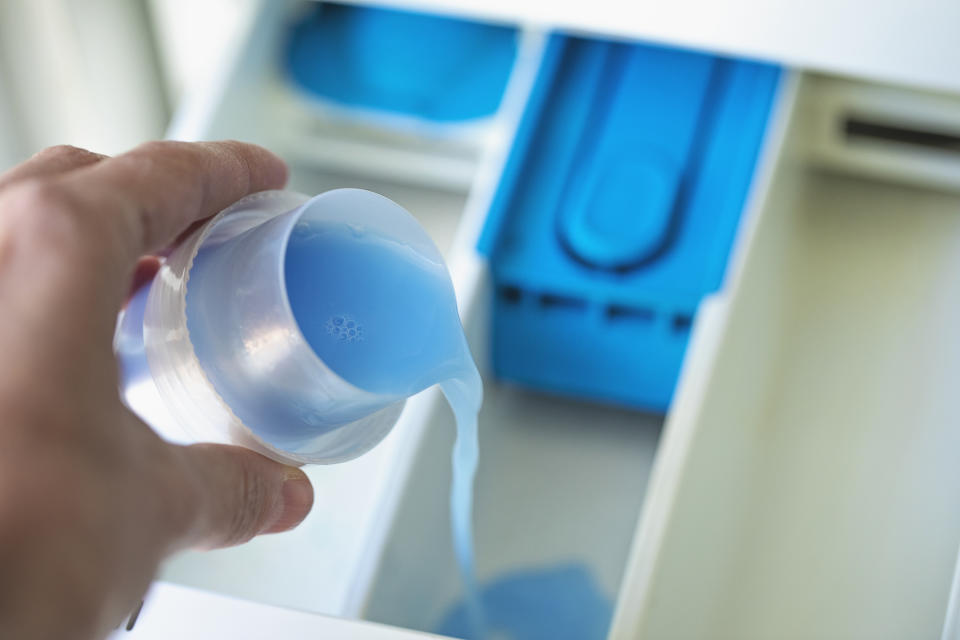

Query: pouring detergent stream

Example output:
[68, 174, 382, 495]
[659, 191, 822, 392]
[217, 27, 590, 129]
[115, 189, 485, 637]
[282, 211, 487, 637]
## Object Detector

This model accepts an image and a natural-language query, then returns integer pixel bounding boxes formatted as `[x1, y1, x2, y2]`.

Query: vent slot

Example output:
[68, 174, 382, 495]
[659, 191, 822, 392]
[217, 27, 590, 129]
[807, 79, 960, 192]
[843, 117, 960, 154]
[606, 304, 655, 323]
[499, 286, 523, 304]
[672, 314, 693, 333]
[538, 293, 587, 311]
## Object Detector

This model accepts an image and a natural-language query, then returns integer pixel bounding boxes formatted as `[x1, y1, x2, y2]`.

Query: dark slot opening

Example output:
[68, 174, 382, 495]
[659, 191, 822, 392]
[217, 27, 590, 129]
[843, 117, 960, 153]
[672, 314, 693, 332]
[538, 293, 587, 311]
[499, 286, 523, 304]
[606, 304, 655, 323]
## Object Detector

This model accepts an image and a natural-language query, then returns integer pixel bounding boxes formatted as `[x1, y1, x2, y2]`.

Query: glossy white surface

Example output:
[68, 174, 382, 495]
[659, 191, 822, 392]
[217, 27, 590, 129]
[109, 582, 449, 640]
[341, 0, 960, 94]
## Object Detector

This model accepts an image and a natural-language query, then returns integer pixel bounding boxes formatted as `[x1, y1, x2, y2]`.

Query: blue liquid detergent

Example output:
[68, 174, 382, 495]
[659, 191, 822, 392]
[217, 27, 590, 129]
[437, 564, 612, 640]
[283, 220, 487, 636]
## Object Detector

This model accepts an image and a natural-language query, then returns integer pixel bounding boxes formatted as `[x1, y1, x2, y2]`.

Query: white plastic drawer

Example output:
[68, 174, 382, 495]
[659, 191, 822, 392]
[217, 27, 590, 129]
[132, 1, 960, 638]
[108, 583, 444, 640]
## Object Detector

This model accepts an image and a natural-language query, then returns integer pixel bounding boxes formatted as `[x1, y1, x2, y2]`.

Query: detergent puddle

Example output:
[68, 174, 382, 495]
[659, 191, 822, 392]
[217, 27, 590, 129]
[283, 219, 487, 636]
[437, 564, 612, 640]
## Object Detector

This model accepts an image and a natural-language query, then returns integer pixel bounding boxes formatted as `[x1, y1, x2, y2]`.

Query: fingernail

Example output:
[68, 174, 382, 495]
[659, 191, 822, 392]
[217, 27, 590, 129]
[264, 467, 314, 534]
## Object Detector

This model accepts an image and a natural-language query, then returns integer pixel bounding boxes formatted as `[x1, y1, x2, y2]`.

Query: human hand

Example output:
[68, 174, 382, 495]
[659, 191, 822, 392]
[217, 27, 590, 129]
[0, 142, 315, 639]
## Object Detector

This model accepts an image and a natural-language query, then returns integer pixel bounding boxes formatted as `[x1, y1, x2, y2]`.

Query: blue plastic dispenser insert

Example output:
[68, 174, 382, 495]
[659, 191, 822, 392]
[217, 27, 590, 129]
[478, 35, 780, 411]
[286, 3, 518, 122]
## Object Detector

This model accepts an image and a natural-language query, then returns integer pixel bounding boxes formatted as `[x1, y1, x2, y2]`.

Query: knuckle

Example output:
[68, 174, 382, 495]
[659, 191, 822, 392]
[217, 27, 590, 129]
[35, 144, 101, 164]
[203, 140, 254, 186]
[132, 140, 191, 170]
[2, 178, 125, 266]
[124, 140, 197, 196]
[225, 466, 271, 545]
[121, 144, 163, 176]
[132, 140, 172, 156]
[3, 179, 88, 245]
[12, 177, 77, 212]
[219, 139, 253, 160]
[124, 141, 183, 178]
[181, 444, 280, 548]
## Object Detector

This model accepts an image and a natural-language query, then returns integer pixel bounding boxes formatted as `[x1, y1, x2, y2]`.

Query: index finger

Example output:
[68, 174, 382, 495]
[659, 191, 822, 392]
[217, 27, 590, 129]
[0, 140, 287, 351]
[61, 140, 288, 265]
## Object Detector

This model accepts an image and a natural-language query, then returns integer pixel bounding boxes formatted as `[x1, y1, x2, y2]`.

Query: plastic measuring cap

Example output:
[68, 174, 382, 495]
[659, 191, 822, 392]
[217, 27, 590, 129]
[123, 189, 445, 465]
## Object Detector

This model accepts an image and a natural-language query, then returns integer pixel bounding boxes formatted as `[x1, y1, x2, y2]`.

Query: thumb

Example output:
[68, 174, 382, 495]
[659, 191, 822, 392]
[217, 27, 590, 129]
[171, 443, 314, 549]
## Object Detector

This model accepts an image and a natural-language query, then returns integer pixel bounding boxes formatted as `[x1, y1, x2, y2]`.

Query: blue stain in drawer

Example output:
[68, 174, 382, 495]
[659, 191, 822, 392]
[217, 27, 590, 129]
[478, 35, 780, 411]
[286, 3, 518, 122]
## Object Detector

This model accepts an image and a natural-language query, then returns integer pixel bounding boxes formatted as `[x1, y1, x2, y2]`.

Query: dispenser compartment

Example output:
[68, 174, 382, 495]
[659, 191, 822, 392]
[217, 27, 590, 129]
[610, 74, 960, 640]
[360, 359, 663, 637]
